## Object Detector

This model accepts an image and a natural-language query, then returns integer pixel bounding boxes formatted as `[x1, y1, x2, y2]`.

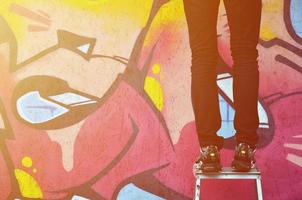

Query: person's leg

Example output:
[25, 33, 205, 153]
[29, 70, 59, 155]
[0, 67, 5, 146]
[183, 0, 224, 150]
[223, 0, 262, 148]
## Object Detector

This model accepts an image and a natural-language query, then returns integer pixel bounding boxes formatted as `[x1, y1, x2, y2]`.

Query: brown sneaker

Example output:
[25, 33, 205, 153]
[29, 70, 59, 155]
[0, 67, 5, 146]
[231, 143, 256, 172]
[193, 145, 222, 173]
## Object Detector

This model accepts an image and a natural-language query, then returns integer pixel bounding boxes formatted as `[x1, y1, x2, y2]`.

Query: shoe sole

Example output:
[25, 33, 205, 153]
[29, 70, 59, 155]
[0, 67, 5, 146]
[201, 163, 222, 173]
[231, 159, 252, 172]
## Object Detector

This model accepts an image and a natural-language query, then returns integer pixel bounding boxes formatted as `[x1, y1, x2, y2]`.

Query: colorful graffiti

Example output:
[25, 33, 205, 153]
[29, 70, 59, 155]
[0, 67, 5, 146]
[0, 0, 301, 199]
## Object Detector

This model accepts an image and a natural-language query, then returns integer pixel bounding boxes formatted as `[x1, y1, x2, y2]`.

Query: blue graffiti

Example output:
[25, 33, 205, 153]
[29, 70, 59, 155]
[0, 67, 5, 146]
[290, 0, 302, 38]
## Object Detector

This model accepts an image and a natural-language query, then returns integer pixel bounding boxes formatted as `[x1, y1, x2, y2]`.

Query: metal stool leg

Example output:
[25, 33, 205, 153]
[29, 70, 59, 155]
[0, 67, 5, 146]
[256, 178, 263, 200]
[194, 177, 201, 200]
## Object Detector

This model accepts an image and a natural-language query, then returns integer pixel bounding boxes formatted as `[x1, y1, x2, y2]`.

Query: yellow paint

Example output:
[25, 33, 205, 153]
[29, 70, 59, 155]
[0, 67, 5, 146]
[143, 0, 185, 47]
[0, 0, 154, 40]
[263, 1, 283, 13]
[14, 169, 43, 198]
[0, 1, 27, 40]
[153, 0, 184, 25]
[152, 64, 161, 74]
[60, 0, 152, 20]
[144, 76, 164, 111]
[260, 25, 276, 41]
[22, 156, 33, 168]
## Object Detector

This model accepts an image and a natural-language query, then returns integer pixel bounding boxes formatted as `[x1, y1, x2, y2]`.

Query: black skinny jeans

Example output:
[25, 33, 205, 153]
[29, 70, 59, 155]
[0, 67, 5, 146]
[183, 0, 262, 150]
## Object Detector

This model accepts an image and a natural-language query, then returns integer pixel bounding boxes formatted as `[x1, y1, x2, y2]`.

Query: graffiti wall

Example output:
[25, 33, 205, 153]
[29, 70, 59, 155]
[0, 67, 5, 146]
[0, 0, 301, 199]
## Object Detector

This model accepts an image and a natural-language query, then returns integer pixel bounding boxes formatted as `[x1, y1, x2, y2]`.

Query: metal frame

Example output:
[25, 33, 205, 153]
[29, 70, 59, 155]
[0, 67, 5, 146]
[194, 167, 263, 200]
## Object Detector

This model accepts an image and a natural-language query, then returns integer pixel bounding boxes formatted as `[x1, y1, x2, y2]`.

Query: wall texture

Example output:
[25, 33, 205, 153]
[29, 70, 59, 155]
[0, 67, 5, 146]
[0, 0, 301, 199]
